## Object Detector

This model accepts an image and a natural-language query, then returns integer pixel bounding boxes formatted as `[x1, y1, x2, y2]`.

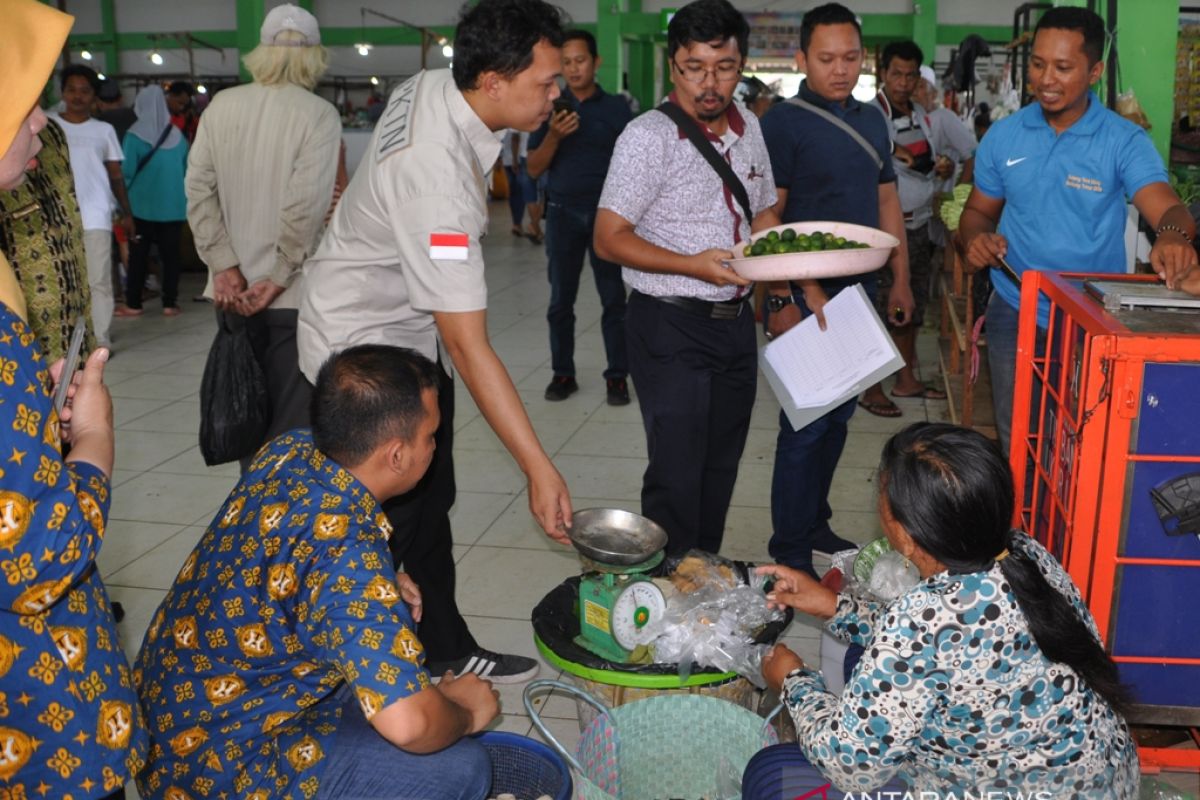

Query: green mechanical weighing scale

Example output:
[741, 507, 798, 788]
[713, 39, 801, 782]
[568, 508, 669, 663]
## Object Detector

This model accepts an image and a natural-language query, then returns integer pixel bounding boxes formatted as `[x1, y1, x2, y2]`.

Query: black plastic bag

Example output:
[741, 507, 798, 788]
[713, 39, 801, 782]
[198, 312, 269, 465]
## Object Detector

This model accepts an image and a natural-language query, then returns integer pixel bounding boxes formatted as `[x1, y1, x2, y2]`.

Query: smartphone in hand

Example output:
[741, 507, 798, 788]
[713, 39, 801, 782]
[552, 97, 573, 116]
[52, 319, 86, 417]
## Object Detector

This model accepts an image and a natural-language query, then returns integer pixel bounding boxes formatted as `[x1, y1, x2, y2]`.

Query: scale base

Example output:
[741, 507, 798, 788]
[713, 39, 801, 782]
[572, 633, 631, 664]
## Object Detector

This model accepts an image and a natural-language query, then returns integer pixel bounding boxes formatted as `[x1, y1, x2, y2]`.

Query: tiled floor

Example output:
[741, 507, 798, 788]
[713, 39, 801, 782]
[103, 201, 949, 796]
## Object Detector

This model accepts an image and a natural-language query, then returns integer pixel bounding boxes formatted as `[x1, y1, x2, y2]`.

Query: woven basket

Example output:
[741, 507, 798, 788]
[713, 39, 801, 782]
[525, 680, 779, 800]
[477, 730, 572, 800]
[564, 674, 760, 732]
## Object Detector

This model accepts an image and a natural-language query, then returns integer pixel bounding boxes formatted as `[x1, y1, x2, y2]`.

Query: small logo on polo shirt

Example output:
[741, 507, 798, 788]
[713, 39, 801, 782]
[748, 165, 766, 181]
[1065, 174, 1103, 193]
[1005, 157, 1028, 167]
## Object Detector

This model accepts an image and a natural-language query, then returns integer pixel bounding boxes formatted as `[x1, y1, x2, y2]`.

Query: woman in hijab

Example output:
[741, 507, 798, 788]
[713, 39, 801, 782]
[118, 85, 188, 316]
[0, 1, 148, 798]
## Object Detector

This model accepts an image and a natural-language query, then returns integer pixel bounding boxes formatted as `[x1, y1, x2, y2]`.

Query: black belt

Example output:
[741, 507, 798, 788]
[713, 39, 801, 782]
[640, 291, 750, 321]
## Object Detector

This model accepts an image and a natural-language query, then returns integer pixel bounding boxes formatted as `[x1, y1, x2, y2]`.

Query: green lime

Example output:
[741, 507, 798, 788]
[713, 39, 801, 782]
[796, 234, 810, 246]
[809, 230, 823, 240]
[766, 230, 780, 243]
[773, 241, 789, 254]
[835, 237, 847, 247]
[780, 228, 796, 242]
[742, 245, 753, 257]
[751, 242, 766, 256]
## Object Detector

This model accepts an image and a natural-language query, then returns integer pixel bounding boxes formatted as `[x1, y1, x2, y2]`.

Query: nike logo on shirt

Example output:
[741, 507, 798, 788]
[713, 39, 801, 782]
[1006, 157, 1028, 167]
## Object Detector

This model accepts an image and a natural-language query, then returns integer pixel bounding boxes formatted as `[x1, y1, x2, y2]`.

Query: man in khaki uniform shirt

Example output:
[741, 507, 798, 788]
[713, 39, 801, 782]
[298, 0, 572, 682]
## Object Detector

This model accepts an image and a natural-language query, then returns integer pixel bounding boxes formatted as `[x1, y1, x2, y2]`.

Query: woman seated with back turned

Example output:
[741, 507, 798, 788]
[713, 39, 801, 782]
[746, 422, 1139, 799]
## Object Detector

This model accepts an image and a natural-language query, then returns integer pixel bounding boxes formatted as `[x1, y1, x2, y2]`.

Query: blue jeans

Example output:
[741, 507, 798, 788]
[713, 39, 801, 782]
[768, 396, 857, 569]
[545, 201, 627, 379]
[766, 280, 873, 571]
[985, 290, 1019, 457]
[315, 694, 491, 800]
[504, 160, 536, 226]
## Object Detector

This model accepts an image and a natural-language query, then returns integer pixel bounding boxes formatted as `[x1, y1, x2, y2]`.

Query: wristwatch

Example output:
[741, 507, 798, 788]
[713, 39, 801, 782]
[766, 294, 795, 313]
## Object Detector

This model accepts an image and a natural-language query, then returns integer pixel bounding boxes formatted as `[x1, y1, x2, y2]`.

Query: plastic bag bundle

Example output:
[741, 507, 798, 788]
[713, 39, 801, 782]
[647, 551, 785, 688]
[834, 539, 919, 603]
[865, 550, 920, 600]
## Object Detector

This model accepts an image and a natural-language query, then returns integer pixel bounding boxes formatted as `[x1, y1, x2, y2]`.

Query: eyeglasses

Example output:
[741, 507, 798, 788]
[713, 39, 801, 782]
[672, 59, 742, 84]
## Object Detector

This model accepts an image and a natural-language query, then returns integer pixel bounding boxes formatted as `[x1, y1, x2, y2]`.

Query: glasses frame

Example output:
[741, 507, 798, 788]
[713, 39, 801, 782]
[671, 58, 743, 85]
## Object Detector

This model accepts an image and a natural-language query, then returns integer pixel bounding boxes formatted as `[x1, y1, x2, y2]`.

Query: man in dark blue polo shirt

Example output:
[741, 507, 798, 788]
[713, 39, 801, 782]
[528, 29, 633, 406]
[758, 2, 913, 578]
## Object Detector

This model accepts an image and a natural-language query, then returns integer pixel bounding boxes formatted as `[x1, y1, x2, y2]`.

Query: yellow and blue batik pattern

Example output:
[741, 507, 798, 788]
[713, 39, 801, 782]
[134, 430, 431, 800]
[0, 302, 147, 799]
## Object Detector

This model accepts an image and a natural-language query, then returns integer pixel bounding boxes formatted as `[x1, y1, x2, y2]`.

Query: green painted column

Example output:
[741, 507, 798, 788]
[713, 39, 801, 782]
[911, 0, 937, 62]
[1115, 0, 1176, 160]
[596, 0, 636, 101]
[626, 39, 656, 110]
[236, 0, 266, 81]
[99, 0, 118, 77]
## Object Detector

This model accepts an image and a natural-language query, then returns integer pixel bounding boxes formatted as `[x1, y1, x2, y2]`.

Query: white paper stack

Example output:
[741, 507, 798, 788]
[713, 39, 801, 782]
[760, 284, 904, 431]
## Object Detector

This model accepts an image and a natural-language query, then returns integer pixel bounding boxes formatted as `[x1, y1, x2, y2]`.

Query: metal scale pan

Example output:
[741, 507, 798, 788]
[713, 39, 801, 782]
[568, 508, 667, 567]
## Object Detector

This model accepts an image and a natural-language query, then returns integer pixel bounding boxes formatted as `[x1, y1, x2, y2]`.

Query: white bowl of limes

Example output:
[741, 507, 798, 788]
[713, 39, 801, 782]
[727, 221, 900, 282]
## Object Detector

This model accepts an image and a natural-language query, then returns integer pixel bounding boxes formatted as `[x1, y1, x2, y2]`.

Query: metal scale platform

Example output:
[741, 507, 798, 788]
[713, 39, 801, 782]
[1084, 280, 1200, 335]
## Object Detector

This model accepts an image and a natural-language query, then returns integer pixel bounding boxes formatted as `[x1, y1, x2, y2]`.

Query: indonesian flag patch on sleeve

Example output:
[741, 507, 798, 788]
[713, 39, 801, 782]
[429, 232, 470, 260]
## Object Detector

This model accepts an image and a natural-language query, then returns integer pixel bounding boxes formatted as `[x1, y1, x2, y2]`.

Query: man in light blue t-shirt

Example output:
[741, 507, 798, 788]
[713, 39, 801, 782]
[959, 6, 1197, 454]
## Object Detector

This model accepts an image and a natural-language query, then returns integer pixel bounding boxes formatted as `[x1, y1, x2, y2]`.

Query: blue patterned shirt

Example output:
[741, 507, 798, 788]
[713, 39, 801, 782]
[134, 430, 430, 800]
[783, 533, 1139, 797]
[0, 302, 147, 799]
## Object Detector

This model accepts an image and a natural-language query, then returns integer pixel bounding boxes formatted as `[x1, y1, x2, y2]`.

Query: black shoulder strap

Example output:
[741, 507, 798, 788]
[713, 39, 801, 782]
[127, 124, 174, 189]
[656, 102, 754, 225]
[785, 97, 884, 171]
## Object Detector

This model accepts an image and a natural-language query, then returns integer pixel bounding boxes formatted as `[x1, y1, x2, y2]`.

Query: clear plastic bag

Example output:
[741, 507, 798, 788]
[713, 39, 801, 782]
[866, 550, 920, 600]
[835, 539, 920, 602]
[647, 551, 784, 688]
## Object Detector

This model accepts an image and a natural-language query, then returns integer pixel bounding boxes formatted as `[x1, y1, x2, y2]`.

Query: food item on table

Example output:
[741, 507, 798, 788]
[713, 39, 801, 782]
[741, 227, 871, 258]
[670, 554, 737, 593]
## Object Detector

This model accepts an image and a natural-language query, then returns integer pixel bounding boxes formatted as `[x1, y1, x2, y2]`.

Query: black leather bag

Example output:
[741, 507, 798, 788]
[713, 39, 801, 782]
[198, 312, 269, 465]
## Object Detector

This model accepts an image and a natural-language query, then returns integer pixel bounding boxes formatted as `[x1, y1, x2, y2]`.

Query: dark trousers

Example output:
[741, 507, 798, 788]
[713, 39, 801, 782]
[765, 280, 874, 570]
[126, 218, 182, 309]
[626, 291, 756, 555]
[381, 363, 476, 662]
[768, 396, 857, 569]
[545, 201, 627, 379]
[233, 308, 313, 471]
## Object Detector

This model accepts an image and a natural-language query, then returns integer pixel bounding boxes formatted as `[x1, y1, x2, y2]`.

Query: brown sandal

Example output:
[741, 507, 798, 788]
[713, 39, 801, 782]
[857, 398, 902, 418]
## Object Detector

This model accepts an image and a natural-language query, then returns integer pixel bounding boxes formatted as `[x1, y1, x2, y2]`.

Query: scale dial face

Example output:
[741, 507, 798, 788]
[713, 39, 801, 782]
[610, 580, 665, 650]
